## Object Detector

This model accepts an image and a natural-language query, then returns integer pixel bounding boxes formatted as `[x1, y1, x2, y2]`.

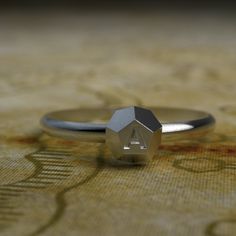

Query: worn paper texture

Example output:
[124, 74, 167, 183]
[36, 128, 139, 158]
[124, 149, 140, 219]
[0, 11, 236, 236]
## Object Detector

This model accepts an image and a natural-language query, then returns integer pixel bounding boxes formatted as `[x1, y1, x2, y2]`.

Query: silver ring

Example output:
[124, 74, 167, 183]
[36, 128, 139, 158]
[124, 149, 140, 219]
[40, 106, 215, 164]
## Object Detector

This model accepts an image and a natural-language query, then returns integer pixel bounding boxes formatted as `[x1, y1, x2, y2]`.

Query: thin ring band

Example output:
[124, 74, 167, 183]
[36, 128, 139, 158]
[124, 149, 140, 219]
[40, 107, 215, 142]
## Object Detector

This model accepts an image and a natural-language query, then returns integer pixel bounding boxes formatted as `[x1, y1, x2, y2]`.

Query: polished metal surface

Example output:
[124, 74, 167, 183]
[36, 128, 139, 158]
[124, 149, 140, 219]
[41, 106, 215, 164]
[41, 106, 215, 142]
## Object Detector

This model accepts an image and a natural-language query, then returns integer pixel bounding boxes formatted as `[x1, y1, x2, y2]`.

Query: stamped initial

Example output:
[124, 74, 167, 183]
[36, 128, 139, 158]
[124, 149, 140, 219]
[124, 128, 147, 150]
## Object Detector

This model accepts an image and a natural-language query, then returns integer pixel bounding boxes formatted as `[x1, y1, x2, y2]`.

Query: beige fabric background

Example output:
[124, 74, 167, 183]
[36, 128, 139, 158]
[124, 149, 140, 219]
[0, 11, 236, 236]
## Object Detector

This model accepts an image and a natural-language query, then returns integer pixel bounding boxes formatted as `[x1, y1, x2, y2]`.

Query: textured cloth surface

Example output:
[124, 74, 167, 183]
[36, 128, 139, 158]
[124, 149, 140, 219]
[0, 11, 236, 236]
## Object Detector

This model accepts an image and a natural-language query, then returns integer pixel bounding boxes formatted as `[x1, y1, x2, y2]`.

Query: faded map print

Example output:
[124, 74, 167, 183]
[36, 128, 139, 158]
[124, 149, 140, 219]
[1, 12, 236, 236]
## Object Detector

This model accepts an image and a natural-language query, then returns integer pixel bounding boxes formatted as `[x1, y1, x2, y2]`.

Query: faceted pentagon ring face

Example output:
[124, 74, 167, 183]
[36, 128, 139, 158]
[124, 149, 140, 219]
[106, 106, 162, 164]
